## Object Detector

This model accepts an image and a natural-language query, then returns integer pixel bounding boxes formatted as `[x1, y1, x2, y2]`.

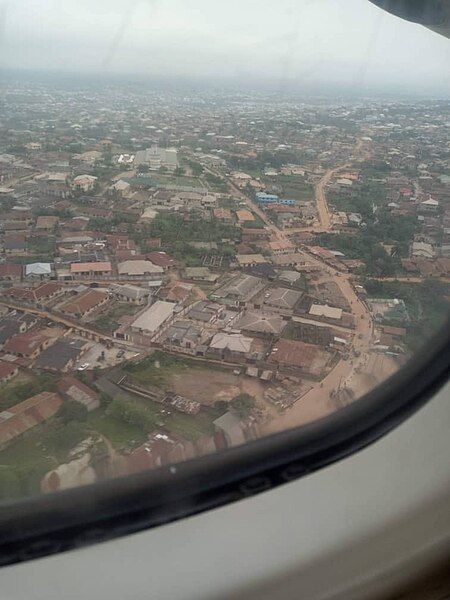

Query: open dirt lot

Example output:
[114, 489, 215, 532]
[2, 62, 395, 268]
[169, 367, 270, 406]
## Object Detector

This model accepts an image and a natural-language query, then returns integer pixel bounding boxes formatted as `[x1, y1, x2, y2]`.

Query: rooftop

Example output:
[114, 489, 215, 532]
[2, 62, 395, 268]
[131, 301, 175, 334]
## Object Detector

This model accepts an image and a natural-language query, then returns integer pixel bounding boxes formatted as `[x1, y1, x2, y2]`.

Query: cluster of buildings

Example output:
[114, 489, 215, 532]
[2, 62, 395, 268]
[0, 81, 448, 498]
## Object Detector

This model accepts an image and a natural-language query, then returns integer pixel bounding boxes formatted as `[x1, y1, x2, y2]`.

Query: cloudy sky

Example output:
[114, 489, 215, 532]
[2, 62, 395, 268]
[1, 0, 449, 94]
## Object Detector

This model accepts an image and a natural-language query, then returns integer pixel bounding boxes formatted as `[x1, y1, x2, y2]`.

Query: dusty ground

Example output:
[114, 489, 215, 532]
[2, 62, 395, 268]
[346, 352, 402, 399]
[168, 367, 272, 407]
[169, 368, 241, 404]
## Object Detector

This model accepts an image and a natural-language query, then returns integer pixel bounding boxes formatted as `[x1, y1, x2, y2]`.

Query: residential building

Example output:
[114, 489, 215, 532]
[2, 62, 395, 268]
[207, 332, 254, 361]
[0, 392, 63, 447]
[34, 338, 87, 372]
[211, 274, 266, 306]
[109, 283, 151, 305]
[57, 376, 100, 411]
[130, 301, 175, 336]
[70, 261, 112, 278]
[0, 362, 19, 385]
[25, 262, 52, 279]
[118, 260, 164, 279]
[4, 332, 52, 359]
[72, 175, 98, 192]
[263, 287, 303, 311]
[60, 290, 108, 318]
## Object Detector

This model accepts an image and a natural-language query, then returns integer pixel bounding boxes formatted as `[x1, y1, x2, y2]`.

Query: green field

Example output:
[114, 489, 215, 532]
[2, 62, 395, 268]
[122, 351, 197, 388]
[276, 175, 314, 201]
[87, 410, 146, 448]
[150, 173, 205, 188]
[0, 372, 57, 411]
[0, 418, 89, 500]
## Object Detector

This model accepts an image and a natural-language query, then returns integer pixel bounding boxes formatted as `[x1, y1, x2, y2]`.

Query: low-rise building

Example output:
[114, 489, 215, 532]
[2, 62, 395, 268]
[130, 300, 175, 336]
[207, 332, 253, 361]
[4, 332, 52, 359]
[0, 262, 22, 281]
[60, 290, 108, 318]
[236, 254, 267, 267]
[309, 304, 343, 321]
[234, 310, 286, 337]
[0, 361, 19, 384]
[72, 175, 98, 192]
[70, 261, 112, 278]
[109, 283, 151, 305]
[34, 338, 87, 372]
[4, 282, 63, 304]
[183, 267, 220, 283]
[163, 320, 204, 352]
[0, 392, 63, 447]
[263, 287, 303, 311]
[25, 262, 52, 279]
[211, 274, 266, 307]
[57, 376, 100, 411]
[118, 260, 164, 279]
[187, 301, 224, 324]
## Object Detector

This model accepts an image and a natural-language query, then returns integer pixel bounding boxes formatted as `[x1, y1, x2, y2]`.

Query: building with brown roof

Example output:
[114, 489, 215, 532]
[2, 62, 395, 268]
[5, 282, 63, 304]
[60, 290, 108, 318]
[36, 215, 59, 230]
[57, 376, 100, 412]
[0, 391, 63, 447]
[0, 361, 19, 384]
[147, 251, 176, 269]
[0, 262, 23, 281]
[4, 332, 53, 359]
[268, 338, 331, 377]
[124, 431, 194, 474]
[70, 262, 112, 278]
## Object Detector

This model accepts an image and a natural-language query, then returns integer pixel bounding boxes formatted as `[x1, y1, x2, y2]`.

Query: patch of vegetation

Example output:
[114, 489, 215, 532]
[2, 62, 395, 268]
[231, 393, 256, 418]
[276, 175, 314, 201]
[0, 373, 57, 411]
[122, 351, 194, 388]
[27, 236, 56, 256]
[137, 213, 240, 248]
[93, 303, 140, 333]
[88, 409, 146, 449]
[328, 180, 387, 221]
[0, 418, 89, 500]
[317, 232, 401, 277]
[364, 278, 450, 351]
[164, 410, 216, 441]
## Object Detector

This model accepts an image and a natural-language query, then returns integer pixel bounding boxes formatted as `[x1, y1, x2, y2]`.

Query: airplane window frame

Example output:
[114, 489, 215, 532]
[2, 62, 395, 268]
[0, 317, 448, 567]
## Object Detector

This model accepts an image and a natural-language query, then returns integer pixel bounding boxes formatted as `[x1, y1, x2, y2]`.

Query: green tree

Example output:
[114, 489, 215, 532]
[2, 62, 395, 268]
[57, 400, 88, 424]
[231, 393, 256, 418]
[99, 392, 113, 408]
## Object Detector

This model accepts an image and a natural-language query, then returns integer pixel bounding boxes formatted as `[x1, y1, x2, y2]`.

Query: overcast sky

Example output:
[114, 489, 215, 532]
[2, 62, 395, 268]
[1, 0, 450, 95]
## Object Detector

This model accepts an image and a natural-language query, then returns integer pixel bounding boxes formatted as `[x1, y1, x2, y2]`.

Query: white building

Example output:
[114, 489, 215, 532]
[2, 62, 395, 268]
[131, 301, 176, 336]
[134, 146, 178, 172]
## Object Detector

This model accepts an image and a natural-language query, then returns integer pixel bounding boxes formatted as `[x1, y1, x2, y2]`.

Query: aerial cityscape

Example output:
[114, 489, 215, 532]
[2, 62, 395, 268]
[0, 80, 448, 500]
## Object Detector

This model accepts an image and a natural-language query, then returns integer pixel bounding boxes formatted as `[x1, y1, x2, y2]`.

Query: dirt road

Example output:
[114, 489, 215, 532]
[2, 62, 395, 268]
[314, 163, 350, 230]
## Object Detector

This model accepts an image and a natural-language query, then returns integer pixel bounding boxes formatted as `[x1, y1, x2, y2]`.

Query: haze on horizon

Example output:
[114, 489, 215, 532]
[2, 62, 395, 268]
[1, 0, 450, 96]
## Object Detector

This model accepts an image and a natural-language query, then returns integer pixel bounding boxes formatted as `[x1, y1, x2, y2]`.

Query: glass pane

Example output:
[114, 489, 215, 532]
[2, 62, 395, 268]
[0, 0, 449, 502]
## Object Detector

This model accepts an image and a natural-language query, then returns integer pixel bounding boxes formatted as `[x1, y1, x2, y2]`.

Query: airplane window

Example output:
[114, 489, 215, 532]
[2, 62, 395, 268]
[0, 0, 449, 559]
